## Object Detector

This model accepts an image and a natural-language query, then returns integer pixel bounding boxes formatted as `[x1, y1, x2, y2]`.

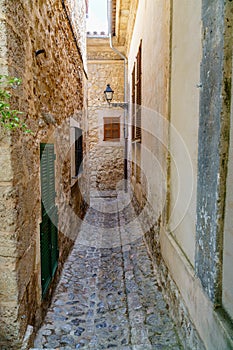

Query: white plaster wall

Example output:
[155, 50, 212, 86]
[128, 0, 170, 213]
[169, 0, 202, 265]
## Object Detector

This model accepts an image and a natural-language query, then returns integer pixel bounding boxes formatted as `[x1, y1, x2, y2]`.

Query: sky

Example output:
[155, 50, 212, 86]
[86, 0, 108, 33]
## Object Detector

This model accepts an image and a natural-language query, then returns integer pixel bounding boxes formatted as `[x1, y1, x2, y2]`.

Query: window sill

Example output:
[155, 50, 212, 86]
[103, 139, 120, 142]
[98, 139, 124, 147]
[132, 138, 141, 144]
[71, 171, 83, 187]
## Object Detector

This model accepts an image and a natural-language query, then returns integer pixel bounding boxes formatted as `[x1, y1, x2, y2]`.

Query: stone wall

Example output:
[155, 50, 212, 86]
[87, 42, 125, 193]
[0, 0, 88, 348]
[88, 106, 125, 192]
[65, 0, 87, 72]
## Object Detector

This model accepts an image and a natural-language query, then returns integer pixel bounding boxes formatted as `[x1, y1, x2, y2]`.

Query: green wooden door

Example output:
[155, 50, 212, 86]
[40, 143, 58, 297]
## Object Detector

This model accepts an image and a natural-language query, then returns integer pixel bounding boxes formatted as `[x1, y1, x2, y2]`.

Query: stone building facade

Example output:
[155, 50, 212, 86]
[0, 1, 88, 348]
[87, 38, 125, 194]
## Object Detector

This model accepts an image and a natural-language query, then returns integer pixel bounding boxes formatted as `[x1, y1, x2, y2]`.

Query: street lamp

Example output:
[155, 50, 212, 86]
[104, 84, 114, 105]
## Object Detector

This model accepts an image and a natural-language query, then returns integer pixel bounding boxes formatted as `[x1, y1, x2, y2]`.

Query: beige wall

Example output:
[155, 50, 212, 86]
[128, 0, 170, 219]
[118, 0, 233, 348]
[160, 2, 233, 349]
[169, 0, 202, 265]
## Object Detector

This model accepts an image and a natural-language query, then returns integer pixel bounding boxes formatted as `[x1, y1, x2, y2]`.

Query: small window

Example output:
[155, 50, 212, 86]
[103, 117, 120, 141]
[132, 41, 142, 142]
[75, 127, 83, 176]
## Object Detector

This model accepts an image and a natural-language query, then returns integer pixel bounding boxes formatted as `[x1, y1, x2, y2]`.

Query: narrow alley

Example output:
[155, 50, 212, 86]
[1, 1, 233, 349]
[32, 192, 182, 349]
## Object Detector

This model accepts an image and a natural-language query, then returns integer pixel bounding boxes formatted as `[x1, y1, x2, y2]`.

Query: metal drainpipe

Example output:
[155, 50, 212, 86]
[107, 0, 128, 192]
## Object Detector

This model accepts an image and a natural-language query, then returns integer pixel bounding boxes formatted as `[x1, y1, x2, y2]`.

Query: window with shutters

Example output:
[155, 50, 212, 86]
[131, 42, 142, 184]
[75, 127, 83, 176]
[40, 143, 58, 298]
[103, 117, 120, 141]
[132, 41, 142, 142]
[132, 65, 136, 140]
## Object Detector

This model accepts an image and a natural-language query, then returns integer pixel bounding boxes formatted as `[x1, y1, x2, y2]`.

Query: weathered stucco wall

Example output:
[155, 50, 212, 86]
[127, 2, 203, 348]
[223, 58, 233, 321]
[129, 0, 233, 349]
[196, 0, 233, 305]
[161, 1, 233, 348]
[161, 1, 233, 349]
[87, 42, 125, 193]
[0, 0, 88, 348]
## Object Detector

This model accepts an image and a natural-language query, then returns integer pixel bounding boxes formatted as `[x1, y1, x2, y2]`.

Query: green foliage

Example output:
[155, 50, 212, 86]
[0, 75, 31, 133]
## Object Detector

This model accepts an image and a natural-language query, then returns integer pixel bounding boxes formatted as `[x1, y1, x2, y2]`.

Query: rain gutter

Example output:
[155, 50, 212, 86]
[107, 0, 128, 190]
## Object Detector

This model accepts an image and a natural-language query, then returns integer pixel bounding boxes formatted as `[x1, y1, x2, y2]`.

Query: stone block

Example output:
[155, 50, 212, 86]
[0, 301, 18, 320]
[17, 243, 36, 302]
[0, 148, 13, 181]
[0, 209, 17, 231]
[0, 316, 21, 348]
[0, 257, 18, 302]
[0, 230, 17, 257]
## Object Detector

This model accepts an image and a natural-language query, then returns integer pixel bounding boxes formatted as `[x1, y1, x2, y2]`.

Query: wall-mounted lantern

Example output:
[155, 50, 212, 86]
[104, 84, 114, 105]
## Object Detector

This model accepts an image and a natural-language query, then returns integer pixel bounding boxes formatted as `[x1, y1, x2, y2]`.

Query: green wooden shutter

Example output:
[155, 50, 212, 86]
[40, 143, 58, 297]
[40, 214, 51, 296]
[50, 206, 58, 276]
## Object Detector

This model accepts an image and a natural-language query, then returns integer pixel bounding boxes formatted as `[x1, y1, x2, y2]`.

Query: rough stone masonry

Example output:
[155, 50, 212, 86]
[0, 0, 87, 348]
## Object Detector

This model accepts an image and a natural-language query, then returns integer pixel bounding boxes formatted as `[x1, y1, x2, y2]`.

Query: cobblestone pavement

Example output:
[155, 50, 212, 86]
[32, 192, 183, 350]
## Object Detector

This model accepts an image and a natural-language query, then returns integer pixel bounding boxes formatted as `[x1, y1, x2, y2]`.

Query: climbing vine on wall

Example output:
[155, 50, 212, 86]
[0, 75, 31, 133]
